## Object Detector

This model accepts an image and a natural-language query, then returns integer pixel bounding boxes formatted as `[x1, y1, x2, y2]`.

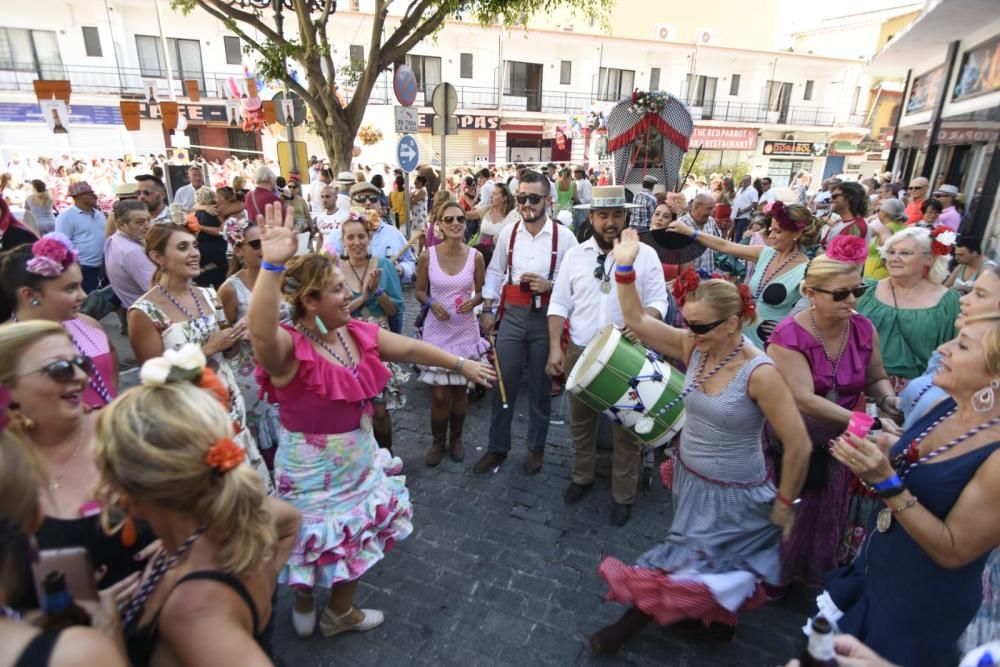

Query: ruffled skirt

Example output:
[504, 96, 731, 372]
[598, 455, 779, 627]
[275, 424, 413, 589]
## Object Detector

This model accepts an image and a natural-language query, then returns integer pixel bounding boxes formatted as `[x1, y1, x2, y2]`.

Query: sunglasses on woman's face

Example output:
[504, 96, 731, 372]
[19, 356, 93, 383]
[813, 284, 868, 301]
[687, 319, 725, 335]
[442, 215, 466, 224]
[246, 239, 261, 250]
[515, 193, 545, 205]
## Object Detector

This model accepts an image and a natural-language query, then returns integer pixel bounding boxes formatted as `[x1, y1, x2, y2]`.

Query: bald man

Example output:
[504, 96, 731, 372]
[905, 176, 929, 224]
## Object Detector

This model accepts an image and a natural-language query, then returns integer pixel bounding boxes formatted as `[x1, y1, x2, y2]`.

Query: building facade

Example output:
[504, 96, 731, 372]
[871, 0, 1000, 252]
[2, 0, 875, 186]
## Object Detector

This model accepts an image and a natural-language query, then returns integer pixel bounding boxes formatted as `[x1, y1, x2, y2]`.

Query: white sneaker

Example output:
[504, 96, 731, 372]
[292, 605, 317, 638]
[319, 607, 385, 637]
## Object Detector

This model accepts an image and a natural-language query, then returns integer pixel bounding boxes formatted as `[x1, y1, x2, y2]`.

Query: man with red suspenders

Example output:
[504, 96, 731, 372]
[475, 170, 578, 476]
[546, 186, 670, 527]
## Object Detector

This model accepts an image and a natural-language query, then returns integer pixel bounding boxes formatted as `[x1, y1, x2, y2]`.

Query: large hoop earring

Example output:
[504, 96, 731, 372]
[972, 379, 1000, 413]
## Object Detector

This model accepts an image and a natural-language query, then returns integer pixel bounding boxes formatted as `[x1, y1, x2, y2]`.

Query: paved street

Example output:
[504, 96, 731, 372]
[109, 286, 814, 666]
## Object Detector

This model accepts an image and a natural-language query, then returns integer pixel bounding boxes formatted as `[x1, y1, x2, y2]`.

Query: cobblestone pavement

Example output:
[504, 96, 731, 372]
[108, 285, 814, 666]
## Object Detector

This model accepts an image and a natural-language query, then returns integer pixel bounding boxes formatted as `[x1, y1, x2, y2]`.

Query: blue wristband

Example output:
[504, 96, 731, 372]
[873, 474, 903, 492]
[691, 229, 700, 241]
[262, 261, 286, 273]
[616, 264, 634, 273]
[373, 288, 385, 298]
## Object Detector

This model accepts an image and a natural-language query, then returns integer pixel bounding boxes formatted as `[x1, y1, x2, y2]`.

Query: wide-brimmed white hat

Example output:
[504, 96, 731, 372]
[573, 185, 640, 210]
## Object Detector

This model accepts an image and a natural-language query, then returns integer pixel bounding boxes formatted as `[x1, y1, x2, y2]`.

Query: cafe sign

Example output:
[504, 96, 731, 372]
[140, 102, 227, 122]
[762, 140, 828, 157]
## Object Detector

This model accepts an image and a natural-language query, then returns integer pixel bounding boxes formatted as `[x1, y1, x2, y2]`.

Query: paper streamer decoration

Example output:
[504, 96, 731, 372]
[33, 80, 72, 104]
[120, 100, 141, 131]
[159, 101, 179, 130]
[184, 80, 200, 102]
[262, 100, 277, 124]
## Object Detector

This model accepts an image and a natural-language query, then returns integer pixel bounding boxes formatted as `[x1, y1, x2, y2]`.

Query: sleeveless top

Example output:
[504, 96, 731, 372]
[744, 246, 806, 348]
[953, 260, 997, 295]
[125, 570, 272, 667]
[420, 247, 487, 360]
[27, 196, 57, 234]
[13, 628, 62, 667]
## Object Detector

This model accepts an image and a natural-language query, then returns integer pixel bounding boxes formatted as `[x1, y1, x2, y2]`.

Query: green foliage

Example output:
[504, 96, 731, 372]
[681, 152, 751, 183]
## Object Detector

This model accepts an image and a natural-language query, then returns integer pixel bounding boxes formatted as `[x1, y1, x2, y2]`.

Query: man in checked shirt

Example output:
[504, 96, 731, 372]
[629, 176, 658, 232]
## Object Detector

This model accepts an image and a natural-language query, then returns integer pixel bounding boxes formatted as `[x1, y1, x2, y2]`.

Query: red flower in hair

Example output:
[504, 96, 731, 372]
[197, 368, 231, 411]
[929, 225, 957, 257]
[672, 268, 702, 307]
[825, 235, 868, 265]
[737, 283, 757, 319]
[769, 201, 806, 232]
[205, 437, 245, 473]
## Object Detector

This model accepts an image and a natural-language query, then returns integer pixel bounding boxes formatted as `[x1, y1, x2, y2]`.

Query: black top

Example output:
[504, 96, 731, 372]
[13, 628, 63, 667]
[14, 514, 154, 610]
[125, 570, 273, 667]
[0, 224, 38, 251]
[194, 211, 228, 289]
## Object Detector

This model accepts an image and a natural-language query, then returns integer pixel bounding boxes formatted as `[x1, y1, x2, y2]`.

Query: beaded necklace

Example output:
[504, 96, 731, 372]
[808, 312, 851, 403]
[891, 407, 1000, 480]
[648, 341, 744, 422]
[908, 382, 937, 413]
[66, 320, 114, 405]
[297, 324, 359, 378]
[157, 284, 207, 322]
[753, 249, 802, 300]
[121, 527, 206, 626]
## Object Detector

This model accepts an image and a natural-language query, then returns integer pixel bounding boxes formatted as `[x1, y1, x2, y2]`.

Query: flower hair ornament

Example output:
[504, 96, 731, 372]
[139, 344, 230, 411]
[205, 437, 245, 474]
[350, 206, 382, 233]
[767, 201, 806, 232]
[184, 214, 202, 236]
[223, 217, 251, 246]
[671, 268, 702, 308]
[736, 283, 757, 320]
[930, 226, 957, 257]
[25, 233, 79, 277]
[825, 234, 868, 266]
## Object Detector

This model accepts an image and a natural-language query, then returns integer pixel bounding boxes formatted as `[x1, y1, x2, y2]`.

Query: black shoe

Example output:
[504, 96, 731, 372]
[611, 502, 632, 526]
[473, 451, 506, 474]
[563, 482, 593, 504]
[524, 451, 544, 476]
[468, 384, 486, 400]
[671, 619, 736, 642]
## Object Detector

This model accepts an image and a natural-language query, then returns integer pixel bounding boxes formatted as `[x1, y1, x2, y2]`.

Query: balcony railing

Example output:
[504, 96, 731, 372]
[0, 62, 866, 128]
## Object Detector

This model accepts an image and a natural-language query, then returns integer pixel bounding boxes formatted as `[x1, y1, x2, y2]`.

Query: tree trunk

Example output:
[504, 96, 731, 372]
[309, 105, 358, 173]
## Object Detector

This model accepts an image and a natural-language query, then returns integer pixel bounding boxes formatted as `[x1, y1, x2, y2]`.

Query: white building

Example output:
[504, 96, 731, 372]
[1, 0, 874, 186]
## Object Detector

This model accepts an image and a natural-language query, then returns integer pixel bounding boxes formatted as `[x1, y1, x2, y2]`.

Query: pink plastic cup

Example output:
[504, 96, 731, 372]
[846, 412, 875, 440]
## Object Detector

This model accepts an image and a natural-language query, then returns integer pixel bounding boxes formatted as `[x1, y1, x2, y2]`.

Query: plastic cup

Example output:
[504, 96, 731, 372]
[846, 412, 875, 440]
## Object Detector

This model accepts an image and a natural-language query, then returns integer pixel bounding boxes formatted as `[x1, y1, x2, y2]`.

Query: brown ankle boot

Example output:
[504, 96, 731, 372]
[589, 607, 651, 655]
[426, 419, 448, 467]
[448, 413, 466, 462]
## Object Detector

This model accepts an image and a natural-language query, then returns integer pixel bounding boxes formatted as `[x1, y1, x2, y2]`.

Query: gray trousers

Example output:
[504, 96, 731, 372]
[488, 304, 551, 454]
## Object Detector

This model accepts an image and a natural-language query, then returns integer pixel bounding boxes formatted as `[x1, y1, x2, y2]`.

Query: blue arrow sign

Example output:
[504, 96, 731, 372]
[396, 134, 420, 173]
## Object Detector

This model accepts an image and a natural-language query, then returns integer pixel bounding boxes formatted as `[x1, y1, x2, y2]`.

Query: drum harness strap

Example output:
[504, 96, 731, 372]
[496, 219, 559, 323]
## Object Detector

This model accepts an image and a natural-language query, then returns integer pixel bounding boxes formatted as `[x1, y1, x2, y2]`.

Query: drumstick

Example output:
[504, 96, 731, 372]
[392, 231, 423, 263]
[489, 333, 509, 409]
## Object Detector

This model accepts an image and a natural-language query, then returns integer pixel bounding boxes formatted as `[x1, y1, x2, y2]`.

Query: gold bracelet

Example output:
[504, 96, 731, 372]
[890, 496, 919, 515]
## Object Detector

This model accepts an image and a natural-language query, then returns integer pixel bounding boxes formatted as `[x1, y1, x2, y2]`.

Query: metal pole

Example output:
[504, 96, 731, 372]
[404, 171, 411, 238]
[154, 0, 177, 101]
[286, 93, 299, 176]
[441, 131, 447, 194]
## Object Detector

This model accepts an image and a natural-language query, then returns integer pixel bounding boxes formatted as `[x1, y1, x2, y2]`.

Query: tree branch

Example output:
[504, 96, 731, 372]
[381, 0, 436, 54]
[380, 4, 451, 69]
[197, 1, 274, 61]
[199, 0, 284, 46]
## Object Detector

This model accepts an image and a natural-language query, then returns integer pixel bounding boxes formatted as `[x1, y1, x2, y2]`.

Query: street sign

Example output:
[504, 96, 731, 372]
[431, 116, 458, 136]
[394, 106, 418, 134]
[431, 82, 458, 116]
[393, 65, 418, 107]
[396, 135, 420, 173]
[272, 91, 306, 126]
[277, 141, 310, 183]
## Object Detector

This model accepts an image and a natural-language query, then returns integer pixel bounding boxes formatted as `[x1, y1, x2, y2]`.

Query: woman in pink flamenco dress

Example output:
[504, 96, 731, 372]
[415, 201, 488, 466]
[247, 203, 495, 641]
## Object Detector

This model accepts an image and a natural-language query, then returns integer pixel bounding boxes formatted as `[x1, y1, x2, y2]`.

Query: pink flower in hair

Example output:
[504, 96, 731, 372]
[825, 235, 868, 266]
[26, 233, 79, 277]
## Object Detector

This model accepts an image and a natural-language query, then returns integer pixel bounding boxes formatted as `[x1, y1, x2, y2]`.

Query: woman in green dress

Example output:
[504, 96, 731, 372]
[863, 198, 908, 281]
[668, 201, 821, 347]
[553, 168, 576, 217]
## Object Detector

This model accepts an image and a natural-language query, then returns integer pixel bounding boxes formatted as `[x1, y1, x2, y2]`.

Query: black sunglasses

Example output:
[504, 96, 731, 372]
[246, 239, 261, 250]
[353, 195, 380, 204]
[813, 284, 868, 301]
[593, 253, 609, 280]
[515, 193, 545, 205]
[441, 215, 466, 224]
[19, 356, 93, 383]
[687, 319, 726, 335]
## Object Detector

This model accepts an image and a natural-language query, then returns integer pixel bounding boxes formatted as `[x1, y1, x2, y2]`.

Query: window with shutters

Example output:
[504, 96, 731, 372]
[82, 27, 102, 57]
[223, 36, 241, 65]
[597, 67, 635, 101]
[0, 28, 63, 77]
[729, 74, 740, 96]
[405, 54, 442, 96]
[135, 35, 205, 90]
[804, 80, 814, 101]
[460, 53, 473, 78]
[649, 67, 660, 90]
[560, 60, 571, 85]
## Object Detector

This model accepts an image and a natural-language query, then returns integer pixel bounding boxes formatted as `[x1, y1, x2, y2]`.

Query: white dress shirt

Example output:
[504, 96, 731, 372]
[477, 179, 495, 208]
[732, 186, 759, 218]
[548, 237, 669, 347]
[173, 183, 197, 212]
[575, 177, 593, 204]
[483, 218, 578, 302]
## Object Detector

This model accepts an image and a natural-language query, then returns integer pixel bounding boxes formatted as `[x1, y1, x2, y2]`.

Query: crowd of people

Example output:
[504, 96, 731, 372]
[0, 146, 998, 667]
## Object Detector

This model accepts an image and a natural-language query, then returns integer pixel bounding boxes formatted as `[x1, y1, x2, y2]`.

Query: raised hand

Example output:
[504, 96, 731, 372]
[613, 228, 642, 267]
[366, 267, 382, 295]
[668, 218, 695, 237]
[258, 202, 297, 265]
